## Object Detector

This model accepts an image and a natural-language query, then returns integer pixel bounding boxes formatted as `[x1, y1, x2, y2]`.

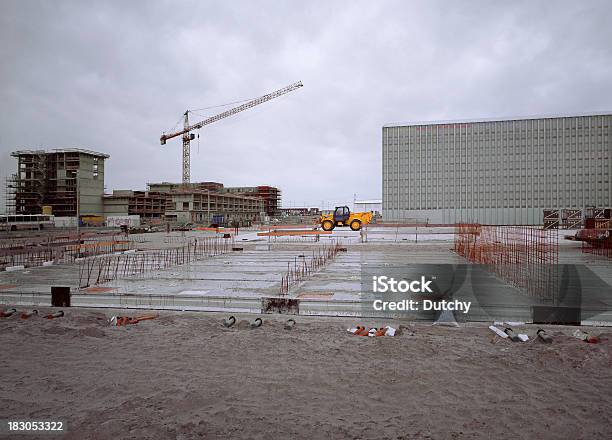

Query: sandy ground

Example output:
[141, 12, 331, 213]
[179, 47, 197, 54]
[1, 309, 612, 440]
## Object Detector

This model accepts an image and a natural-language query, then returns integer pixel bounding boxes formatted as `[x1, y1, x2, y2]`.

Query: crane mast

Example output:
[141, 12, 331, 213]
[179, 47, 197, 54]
[182, 110, 192, 184]
[161, 81, 303, 184]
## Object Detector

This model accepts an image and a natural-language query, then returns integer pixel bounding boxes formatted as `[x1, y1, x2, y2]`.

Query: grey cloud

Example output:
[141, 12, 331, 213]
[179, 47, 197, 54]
[1, 0, 611, 210]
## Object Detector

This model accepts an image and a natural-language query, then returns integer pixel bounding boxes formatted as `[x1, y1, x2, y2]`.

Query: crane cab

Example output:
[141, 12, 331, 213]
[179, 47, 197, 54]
[333, 206, 350, 223]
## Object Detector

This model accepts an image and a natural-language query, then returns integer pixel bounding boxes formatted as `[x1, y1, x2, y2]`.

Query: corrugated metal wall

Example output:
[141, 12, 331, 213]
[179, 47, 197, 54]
[382, 114, 612, 225]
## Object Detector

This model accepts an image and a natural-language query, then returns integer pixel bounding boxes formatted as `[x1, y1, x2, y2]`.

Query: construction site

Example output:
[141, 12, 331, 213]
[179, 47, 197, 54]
[1, 218, 611, 323]
[1, 100, 611, 325]
[2, 87, 612, 439]
[5, 1, 612, 437]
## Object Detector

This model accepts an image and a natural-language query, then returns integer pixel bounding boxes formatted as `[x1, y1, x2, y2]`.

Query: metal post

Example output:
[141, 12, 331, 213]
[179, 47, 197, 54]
[182, 111, 191, 184]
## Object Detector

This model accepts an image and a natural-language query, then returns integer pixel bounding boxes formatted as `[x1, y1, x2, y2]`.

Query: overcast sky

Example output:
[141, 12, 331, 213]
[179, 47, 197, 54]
[1, 0, 611, 211]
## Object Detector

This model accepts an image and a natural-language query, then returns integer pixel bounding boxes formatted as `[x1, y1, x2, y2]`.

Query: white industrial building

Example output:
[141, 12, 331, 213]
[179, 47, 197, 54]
[382, 113, 612, 225]
[354, 199, 382, 214]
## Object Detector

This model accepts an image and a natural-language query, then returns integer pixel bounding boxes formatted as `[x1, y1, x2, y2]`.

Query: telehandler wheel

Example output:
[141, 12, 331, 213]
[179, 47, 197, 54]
[322, 220, 335, 231]
[350, 220, 362, 231]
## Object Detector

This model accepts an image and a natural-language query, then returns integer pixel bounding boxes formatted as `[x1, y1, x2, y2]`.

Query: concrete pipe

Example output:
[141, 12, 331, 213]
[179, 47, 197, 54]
[284, 318, 296, 330]
[536, 328, 553, 343]
[504, 327, 520, 342]
[46, 311, 64, 319]
[250, 317, 263, 328]
[20, 309, 38, 319]
[223, 316, 236, 328]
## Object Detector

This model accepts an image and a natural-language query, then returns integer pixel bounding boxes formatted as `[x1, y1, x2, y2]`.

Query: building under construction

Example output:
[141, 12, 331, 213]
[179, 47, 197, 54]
[220, 185, 281, 217]
[7, 149, 109, 217]
[103, 190, 169, 220]
[163, 189, 263, 225]
[104, 186, 263, 226]
[102, 181, 267, 225]
[147, 182, 224, 193]
[383, 112, 612, 225]
[148, 182, 281, 217]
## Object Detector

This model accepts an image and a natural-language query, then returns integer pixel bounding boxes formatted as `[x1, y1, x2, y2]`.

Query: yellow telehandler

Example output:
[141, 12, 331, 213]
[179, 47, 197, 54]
[318, 206, 373, 231]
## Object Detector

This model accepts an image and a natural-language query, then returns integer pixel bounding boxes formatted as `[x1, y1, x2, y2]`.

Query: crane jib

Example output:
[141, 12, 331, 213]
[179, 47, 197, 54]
[160, 81, 303, 144]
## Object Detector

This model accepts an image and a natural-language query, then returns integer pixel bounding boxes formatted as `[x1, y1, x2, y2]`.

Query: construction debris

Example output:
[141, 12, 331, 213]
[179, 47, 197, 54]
[504, 328, 521, 342]
[536, 329, 553, 343]
[0, 308, 17, 318]
[109, 314, 157, 326]
[489, 325, 508, 339]
[20, 309, 38, 319]
[347, 325, 397, 337]
[45, 311, 64, 319]
[573, 329, 600, 344]
[223, 316, 236, 328]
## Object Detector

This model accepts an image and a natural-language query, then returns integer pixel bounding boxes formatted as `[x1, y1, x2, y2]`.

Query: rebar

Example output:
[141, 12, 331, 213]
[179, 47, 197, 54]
[279, 240, 343, 295]
[78, 235, 233, 287]
[454, 224, 559, 300]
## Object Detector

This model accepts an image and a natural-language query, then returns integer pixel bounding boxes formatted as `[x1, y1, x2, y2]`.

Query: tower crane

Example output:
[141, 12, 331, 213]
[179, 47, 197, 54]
[160, 81, 303, 184]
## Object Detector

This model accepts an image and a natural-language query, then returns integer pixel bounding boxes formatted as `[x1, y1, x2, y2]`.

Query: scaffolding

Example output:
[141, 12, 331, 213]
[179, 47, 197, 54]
[11, 150, 48, 215]
[454, 224, 559, 300]
[4, 174, 17, 215]
[9, 149, 108, 218]
[256, 185, 281, 216]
